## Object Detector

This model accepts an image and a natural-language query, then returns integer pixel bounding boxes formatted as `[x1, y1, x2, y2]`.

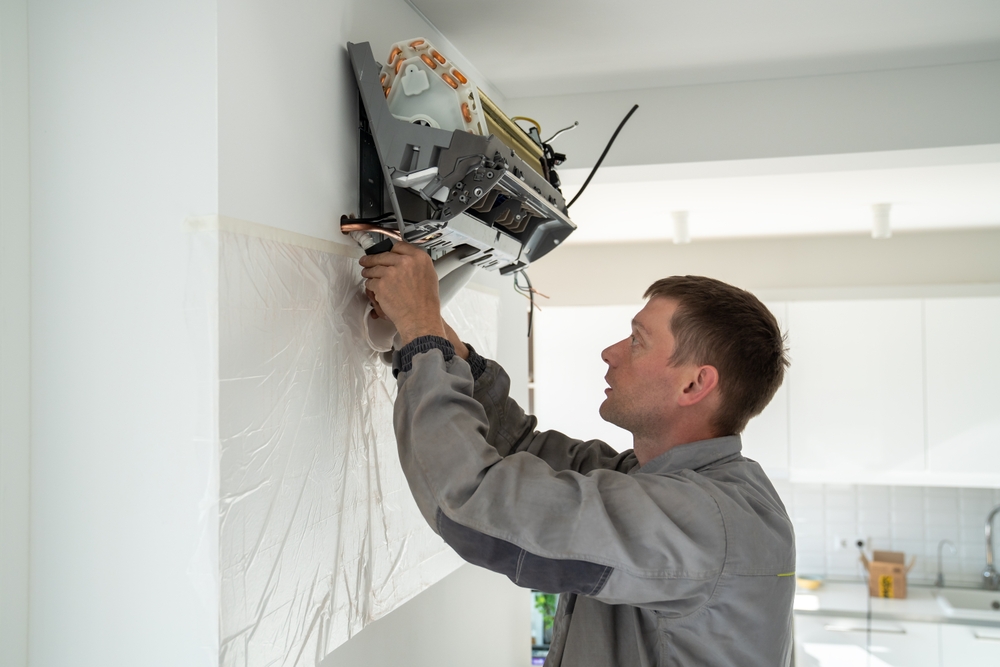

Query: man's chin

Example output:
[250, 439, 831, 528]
[598, 400, 618, 426]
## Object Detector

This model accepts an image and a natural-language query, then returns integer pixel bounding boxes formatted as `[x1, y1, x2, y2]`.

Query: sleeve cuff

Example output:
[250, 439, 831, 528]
[394, 335, 455, 378]
[465, 344, 488, 381]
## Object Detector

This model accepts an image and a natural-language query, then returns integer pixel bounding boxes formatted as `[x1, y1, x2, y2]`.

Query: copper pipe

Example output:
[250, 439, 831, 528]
[340, 223, 403, 241]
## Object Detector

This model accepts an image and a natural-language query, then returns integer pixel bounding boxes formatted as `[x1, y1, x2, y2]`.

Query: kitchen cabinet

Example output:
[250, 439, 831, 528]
[741, 302, 790, 478]
[787, 300, 925, 482]
[924, 297, 1000, 481]
[794, 613, 939, 667]
[940, 623, 1000, 665]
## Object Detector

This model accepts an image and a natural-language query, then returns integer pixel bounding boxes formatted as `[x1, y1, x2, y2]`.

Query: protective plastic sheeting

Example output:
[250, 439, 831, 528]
[204, 223, 497, 666]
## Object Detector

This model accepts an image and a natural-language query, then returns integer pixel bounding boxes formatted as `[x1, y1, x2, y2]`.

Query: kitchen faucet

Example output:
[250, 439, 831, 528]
[985, 504, 1000, 591]
[936, 539, 955, 587]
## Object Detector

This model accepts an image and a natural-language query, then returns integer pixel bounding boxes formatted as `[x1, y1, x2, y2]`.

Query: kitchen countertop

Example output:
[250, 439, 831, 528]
[794, 581, 1000, 628]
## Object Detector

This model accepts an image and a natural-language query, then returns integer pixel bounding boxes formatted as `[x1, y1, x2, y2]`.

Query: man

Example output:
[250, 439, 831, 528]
[360, 242, 795, 666]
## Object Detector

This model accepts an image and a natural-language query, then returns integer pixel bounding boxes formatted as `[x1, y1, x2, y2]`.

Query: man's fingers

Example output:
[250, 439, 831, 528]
[366, 289, 389, 320]
[390, 241, 421, 256]
[358, 250, 404, 267]
[360, 265, 390, 279]
[392, 242, 432, 266]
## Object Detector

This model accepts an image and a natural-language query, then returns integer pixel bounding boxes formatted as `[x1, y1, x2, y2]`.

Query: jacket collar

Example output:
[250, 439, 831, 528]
[636, 435, 743, 474]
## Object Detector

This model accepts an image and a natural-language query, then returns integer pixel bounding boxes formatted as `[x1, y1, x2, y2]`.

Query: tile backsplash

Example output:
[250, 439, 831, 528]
[772, 481, 1000, 587]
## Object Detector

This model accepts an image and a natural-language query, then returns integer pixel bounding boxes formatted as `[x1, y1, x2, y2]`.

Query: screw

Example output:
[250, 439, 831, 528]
[456, 182, 464, 189]
[486, 171, 494, 178]
[473, 188, 483, 197]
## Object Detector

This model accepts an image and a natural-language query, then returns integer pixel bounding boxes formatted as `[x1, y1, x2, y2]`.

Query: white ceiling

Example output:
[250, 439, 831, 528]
[558, 147, 1000, 243]
[409, 0, 1000, 97]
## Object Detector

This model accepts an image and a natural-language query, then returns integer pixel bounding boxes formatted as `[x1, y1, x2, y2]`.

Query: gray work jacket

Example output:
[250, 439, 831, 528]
[393, 340, 795, 666]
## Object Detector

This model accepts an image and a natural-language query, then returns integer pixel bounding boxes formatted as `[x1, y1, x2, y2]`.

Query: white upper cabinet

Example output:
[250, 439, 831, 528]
[924, 297, 1000, 481]
[741, 302, 790, 479]
[787, 300, 925, 482]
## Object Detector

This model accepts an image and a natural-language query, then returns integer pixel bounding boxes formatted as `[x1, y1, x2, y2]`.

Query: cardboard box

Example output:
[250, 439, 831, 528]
[860, 550, 916, 599]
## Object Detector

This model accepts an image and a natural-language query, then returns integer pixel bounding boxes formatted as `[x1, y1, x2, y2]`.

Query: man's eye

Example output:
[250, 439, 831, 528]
[630, 335, 638, 346]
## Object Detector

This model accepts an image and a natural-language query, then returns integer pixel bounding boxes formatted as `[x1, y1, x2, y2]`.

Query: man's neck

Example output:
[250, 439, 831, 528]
[633, 425, 720, 466]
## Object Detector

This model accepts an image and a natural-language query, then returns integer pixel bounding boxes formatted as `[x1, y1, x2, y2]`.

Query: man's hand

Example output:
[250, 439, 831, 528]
[359, 242, 446, 345]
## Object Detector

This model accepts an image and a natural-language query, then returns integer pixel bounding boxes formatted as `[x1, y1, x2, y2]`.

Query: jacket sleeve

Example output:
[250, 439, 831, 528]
[469, 349, 636, 475]
[394, 344, 726, 613]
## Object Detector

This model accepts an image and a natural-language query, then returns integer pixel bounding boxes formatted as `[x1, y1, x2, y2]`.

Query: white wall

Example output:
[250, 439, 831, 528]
[322, 564, 531, 667]
[0, 0, 31, 665]
[217, 0, 504, 244]
[28, 1, 218, 665]
[215, 0, 530, 663]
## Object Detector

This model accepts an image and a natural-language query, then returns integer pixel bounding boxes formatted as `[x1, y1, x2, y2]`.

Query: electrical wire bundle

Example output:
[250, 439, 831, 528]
[514, 270, 548, 337]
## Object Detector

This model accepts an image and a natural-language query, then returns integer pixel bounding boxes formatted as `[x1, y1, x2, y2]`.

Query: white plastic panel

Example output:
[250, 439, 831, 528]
[215, 228, 497, 666]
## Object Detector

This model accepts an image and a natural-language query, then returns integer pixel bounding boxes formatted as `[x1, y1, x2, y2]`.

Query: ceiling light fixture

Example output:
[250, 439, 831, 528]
[672, 210, 690, 244]
[872, 203, 892, 240]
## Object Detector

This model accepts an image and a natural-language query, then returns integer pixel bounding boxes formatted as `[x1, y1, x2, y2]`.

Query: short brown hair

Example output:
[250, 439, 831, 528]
[644, 276, 789, 435]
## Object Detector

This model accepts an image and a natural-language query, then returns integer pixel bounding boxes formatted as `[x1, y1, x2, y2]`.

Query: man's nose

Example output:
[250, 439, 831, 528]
[602, 339, 624, 366]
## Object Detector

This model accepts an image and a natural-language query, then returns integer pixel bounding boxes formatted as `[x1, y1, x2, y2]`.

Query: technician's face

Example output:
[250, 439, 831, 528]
[599, 298, 683, 436]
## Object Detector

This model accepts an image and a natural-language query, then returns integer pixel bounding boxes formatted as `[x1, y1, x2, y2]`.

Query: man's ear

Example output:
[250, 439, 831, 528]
[677, 365, 719, 407]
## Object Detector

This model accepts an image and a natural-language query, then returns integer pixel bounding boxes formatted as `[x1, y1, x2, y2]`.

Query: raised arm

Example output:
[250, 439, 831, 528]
[391, 343, 727, 612]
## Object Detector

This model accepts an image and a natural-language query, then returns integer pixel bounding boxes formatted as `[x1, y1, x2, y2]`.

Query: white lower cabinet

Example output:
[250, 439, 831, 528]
[940, 623, 1000, 666]
[794, 614, 938, 667]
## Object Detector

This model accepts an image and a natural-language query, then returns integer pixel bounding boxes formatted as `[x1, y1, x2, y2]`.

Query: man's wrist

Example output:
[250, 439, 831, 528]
[397, 318, 447, 346]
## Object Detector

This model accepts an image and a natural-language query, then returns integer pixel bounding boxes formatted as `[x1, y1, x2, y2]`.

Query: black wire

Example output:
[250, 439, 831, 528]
[566, 104, 639, 209]
[515, 270, 535, 337]
[340, 212, 395, 224]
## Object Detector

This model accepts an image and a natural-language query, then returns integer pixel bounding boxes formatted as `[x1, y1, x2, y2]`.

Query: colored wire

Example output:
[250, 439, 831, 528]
[566, 104, 639, 209]
[511, 116, 542, 135]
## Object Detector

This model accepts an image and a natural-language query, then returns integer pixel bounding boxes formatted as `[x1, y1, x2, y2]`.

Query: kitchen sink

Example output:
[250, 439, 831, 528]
[935, 588, 1000, 620]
